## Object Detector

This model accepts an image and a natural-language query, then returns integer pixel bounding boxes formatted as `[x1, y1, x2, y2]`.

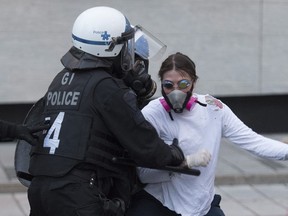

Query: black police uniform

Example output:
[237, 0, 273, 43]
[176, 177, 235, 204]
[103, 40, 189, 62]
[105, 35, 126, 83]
[0, 120, 14, 139]
[27, 47, 182, 216]
[0, 120, 25, 141]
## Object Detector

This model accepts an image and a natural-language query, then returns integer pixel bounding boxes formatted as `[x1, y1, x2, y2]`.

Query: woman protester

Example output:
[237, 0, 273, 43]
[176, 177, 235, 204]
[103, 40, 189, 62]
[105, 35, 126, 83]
[126, 52, 288, 216]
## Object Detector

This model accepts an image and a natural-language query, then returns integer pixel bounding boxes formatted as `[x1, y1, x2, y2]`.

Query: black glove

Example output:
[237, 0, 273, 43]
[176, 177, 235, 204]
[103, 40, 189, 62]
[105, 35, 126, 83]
[124, 60, 157, 100]
[169, 138, 185, 166]
[10, 124, 49, 145]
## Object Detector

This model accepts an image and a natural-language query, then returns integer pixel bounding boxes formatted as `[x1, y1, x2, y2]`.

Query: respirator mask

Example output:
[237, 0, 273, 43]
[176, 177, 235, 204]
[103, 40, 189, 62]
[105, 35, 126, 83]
[162, 90, 193, 113]
[160, 79, 194, 113]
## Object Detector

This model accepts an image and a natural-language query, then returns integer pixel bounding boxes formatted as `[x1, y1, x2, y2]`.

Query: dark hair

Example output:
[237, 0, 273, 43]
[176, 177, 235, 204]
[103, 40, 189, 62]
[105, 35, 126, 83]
[158, 52, 198, 82]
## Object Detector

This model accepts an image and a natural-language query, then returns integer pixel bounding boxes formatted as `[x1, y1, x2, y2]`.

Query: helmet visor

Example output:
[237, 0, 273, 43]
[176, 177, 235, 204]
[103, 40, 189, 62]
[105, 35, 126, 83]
[134, 25, 167, 60]
[120, 28, 135, 72]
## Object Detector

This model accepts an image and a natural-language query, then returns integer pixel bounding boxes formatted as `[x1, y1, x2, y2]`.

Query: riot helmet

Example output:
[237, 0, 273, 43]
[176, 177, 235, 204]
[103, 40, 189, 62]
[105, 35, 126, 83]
[72, 6, 135, 71]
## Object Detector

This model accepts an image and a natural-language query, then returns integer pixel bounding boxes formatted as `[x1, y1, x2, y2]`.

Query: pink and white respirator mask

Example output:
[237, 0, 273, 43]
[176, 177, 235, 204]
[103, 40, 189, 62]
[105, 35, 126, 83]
[160, 79, 196, 113]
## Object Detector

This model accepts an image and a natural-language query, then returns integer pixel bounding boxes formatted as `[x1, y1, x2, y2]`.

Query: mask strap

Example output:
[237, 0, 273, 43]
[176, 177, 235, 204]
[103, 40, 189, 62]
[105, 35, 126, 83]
[160, 98, 171, 112]
[186, 97, 197, 111]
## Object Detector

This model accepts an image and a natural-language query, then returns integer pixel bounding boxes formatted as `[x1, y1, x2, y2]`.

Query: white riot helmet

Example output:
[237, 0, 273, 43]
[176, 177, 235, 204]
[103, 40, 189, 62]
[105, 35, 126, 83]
[72, 6, 135, 70]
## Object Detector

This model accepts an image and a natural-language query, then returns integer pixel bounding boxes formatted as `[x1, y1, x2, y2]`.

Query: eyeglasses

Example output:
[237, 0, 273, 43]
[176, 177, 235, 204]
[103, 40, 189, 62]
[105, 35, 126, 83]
[162, 79, 192, 90]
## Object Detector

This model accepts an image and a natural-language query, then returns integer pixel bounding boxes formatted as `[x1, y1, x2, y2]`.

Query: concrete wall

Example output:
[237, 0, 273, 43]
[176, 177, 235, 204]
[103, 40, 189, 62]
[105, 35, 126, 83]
[1, 0, 288, 103]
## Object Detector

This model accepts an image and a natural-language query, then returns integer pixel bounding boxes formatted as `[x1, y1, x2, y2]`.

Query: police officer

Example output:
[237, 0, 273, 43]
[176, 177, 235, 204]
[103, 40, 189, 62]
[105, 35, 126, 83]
[27, 6, 185, 216]
[0, 119, 46, 145]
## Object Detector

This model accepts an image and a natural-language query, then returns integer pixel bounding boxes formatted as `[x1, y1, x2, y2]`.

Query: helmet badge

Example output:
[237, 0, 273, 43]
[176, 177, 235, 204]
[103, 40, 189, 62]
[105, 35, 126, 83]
[101, 31, 110, 40]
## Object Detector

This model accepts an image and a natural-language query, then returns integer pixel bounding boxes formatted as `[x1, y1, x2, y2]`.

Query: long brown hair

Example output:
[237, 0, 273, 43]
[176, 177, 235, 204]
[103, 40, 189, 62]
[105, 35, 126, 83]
[158, 52, 198, 82]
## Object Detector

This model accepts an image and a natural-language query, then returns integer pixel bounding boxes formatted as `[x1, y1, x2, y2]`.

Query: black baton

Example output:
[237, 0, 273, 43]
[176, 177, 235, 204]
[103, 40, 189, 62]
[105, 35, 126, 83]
[112, 157, 201, 176]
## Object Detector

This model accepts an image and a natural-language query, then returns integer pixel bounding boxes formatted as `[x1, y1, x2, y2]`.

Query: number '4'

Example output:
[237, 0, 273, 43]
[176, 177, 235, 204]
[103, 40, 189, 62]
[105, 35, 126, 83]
[44, 112, 65, 154]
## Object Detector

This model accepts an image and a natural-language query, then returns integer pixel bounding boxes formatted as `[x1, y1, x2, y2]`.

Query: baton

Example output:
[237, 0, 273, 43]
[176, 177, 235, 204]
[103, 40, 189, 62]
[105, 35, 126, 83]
[112, 157, 201, 176]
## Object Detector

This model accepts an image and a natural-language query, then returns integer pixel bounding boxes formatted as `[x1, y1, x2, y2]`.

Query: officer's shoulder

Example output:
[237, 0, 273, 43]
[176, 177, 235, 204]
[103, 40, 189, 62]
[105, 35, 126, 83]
[96, 75, 127, 88]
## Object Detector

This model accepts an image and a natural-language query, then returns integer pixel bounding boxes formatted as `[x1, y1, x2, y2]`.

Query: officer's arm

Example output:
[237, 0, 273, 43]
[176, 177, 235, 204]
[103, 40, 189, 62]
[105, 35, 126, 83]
[94, 79, 184, 168]
[0, 120, 17, 139]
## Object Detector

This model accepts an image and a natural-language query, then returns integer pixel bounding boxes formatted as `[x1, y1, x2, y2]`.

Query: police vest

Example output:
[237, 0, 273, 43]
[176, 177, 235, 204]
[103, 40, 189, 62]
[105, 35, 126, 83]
[29, 69, 128, 177]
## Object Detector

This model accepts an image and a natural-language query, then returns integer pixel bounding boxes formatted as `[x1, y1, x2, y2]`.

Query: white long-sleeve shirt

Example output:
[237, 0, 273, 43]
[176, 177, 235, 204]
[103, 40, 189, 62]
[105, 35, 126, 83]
[139, 94, 288, 216]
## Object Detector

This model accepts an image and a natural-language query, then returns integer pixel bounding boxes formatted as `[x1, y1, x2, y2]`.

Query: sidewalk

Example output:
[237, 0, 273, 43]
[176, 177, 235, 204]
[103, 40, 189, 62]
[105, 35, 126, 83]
[1, 133, 288, 216]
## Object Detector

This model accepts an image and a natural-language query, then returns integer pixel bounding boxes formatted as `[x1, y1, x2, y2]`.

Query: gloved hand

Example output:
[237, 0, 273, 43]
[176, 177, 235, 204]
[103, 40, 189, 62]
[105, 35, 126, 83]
[185, 149, 211, 168]
[124, 60, 157, 100]
[169, 138, 185, 166]
[12, 124, 49, 146]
